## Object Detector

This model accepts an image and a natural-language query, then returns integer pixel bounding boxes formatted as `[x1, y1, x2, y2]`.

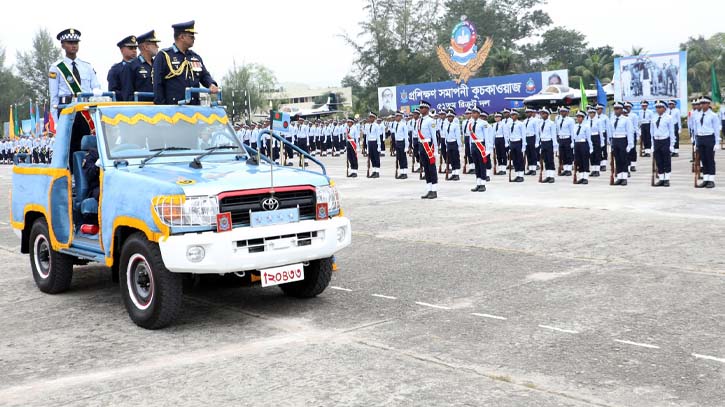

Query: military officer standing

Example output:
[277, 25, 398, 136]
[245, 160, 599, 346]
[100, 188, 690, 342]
[572, 110, 593, 184]
[538, 108, 558, 183]
[346, 117, 360, 177]
[128, 30, 160, 101]
[623, 102, 639, 171]
[556, 106, 575, 176]
[608, 102, 635, 185]
[108, 35, 138, 101]
[417, 101, 438, 198]
[49, 28, 101, 122]
[366, 112, 382, 178]
[523, 107, 541, 176]
[650, 100, 675, 187]
[639, 100, 654, 156]
[492, 112, 508, 175]
[507, 110, 527, 182]
[596, 103, 610, 171]
[468, 106, 492, 191]
[586, 108, 604, 177]
[692, 96, 721, 188]
[667, 100, 681, 157]
[444, 109, 461, 180]
[393, 111, 409, 179]
[153, 21, 218, 105]
[462, 108, 473, 173]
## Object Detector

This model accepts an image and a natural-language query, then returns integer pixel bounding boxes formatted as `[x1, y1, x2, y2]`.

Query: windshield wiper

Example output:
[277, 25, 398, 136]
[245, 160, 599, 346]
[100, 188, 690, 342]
[190, 145, 239, 169]
[139, 147, 191, 168]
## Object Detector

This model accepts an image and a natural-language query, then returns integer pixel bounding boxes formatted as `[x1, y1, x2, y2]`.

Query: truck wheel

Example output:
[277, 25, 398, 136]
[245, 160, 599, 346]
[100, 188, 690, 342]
[29, 218, 74, 293]
[119, 233, 182, 329]
[279, 257, 332, 298]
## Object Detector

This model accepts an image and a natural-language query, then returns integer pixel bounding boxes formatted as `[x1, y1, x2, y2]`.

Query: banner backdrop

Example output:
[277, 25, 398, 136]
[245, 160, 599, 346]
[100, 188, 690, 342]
[613, 51, 687, 116]
[378, 69, 568, 116]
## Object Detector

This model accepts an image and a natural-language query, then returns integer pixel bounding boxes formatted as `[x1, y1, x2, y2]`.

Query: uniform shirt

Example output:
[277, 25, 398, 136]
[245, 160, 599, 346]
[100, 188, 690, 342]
[152, 44, 216, 105]
[392, 120, 409, 150]
[107, 60, 133, 101]
[365, 122, 383, 145]
[49, 56, 101, 121]
[639, 108, 654, 125]
[627, 112, 640, 137]
[444, 118, 460, 143]
[287, 124, 297, 141]
[523, 116, 541, 147]
[585, 116, 605, 146]
[692, 109, 722, 145]
[596, 113, 611, 135]
[347, 123, 360, 143]
[539, 118, 558, 150]
[668, 107, 681, 130]
[507, 119, 527, 150]
[128, 55, 154, 98]
[573, 122, 594, 152]
[608, 114, 635, 150]
[297, 124, 309, 141]
[417, 114, 438, 155]
[556, 115, 576, 137]
[650, 113, 675, 150]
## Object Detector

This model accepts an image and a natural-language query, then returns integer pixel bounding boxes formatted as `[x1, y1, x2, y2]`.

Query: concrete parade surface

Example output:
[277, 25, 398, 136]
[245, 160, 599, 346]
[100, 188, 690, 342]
[0, 150, 724, 406]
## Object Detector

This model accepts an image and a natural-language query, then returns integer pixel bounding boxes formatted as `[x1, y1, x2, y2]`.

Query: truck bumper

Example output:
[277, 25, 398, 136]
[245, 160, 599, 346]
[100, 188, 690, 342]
[158, 217, 351, 274]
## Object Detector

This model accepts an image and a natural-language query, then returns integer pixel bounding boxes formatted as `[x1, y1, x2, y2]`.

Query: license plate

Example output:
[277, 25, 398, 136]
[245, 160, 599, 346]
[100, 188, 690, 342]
[250, 208, 299, 227]
[260, 263, 305, 287]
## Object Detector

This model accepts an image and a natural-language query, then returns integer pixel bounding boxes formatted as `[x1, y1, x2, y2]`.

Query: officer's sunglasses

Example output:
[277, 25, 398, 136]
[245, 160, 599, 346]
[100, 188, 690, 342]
[184, 33, 195, 39]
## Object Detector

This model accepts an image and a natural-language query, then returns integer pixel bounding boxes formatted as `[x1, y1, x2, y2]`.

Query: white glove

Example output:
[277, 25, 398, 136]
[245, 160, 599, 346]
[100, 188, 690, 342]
[670, 146, 675, 153]
[92, 88, 103, 97]
[589, 148, 593, 155]
[715, 146, 718, 152]
[627, 145, 633, 152]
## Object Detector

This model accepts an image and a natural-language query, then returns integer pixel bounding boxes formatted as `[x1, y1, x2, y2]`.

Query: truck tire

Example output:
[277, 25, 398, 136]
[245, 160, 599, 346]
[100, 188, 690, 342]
[279, 257, 332, 298]
[29, 218, 74, 294]
[119, 233, 182, 329]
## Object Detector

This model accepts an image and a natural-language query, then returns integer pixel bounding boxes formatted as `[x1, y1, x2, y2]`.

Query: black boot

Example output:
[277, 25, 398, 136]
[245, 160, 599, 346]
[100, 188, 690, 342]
[696, 181, 707, 188]
[448, 175, 460, 181]
[477, 185, 486, 192]
[706, 181, 715, 188]
[590, 171, 600, 177]
[654, 180, 664, 187]
[485, 176, 491, 182]
[663, 180, 670, 187]
[399, 174, 408, 179]
[580, 179, 588, 185]
[620, 179, 628, 186]
[514, 176, 524, 182]
[350, 173, 357, 178]
[600, 165, 607, 172]
[371, 172, 380, 178]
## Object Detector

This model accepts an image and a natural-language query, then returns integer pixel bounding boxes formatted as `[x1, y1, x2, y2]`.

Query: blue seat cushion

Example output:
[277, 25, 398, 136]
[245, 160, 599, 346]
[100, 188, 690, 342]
[72, 151, 88, 210]
[80, 197, 98, 215]
[80, 135, 97, 151]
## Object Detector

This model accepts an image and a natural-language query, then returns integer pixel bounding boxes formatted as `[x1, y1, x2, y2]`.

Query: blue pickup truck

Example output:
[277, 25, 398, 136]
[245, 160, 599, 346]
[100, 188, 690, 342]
[10, 93, 351, 329]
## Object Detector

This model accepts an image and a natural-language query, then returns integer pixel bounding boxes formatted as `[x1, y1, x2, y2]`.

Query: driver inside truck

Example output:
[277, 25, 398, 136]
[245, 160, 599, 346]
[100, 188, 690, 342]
[81, 146, 101, 225]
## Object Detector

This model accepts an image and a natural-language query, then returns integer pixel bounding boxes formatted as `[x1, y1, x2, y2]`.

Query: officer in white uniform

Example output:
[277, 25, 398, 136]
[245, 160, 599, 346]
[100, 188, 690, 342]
[417, 101, 438, 199]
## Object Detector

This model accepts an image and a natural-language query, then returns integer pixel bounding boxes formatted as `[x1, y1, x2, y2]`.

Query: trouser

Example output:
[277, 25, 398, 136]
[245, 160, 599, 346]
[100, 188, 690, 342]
[495, 137, 507, 167]
[674, 123, 680, 150]
[439, 136, 447, 163]
[272, 143, 280, 161]
[251, 142, 258, 151]
[697, 135, 716, 176]
[612, 137, 629, 177]
[419, 147, 438, 184]
[412, 140, 420, 164]
[590, 135, 602, 168]
[653, 138, 671, 174]
[628, 136, 638, 165]
[40, 151, 47, 164]
[298, 139, 308, 153]
[379, 134, 384, 152]
[510, 140, 524, 171]
[32, 150, 39, 163]
[641, 125, 652, 151]
[347, 142, 358, 170]
[574, 141, 590, 173]
[601, 131, 609, 163]
[446, 141, 460, 170]
[525, 135, 538, 170]
[284, 138, 294, 160]
[472, 143, 487, 181]
[395, 140, 408, 169]
[558, 138, 573, 165]
[464, 136, 472, 164]
[541, 140, 555, 170]
[368, 140, 380, 168]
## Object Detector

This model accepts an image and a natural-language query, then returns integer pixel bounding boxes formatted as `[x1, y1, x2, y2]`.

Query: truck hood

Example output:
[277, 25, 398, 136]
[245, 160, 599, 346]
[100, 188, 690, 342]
[125, 160, 330, 196]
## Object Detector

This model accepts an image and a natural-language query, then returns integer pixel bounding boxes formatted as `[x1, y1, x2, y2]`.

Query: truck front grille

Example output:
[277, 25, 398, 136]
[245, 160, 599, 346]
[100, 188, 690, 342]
[218, 187, 316, 226]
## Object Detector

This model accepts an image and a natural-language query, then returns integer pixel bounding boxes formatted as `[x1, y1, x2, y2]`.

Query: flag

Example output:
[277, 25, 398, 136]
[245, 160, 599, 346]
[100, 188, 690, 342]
[13, 104, 21, 135]
[712, 64, 722, 104]
[29, 101, 36, 137]
[595, 77, 607, 107]
[35, 102, 42, 136]
[45, 105, 55, 135]
[579, 77, 588, 111]
[8, 105, 15, 139]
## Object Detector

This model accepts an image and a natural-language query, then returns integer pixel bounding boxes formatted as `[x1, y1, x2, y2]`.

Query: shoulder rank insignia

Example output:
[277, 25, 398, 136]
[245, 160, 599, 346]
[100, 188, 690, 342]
[49, 71, 57, 79]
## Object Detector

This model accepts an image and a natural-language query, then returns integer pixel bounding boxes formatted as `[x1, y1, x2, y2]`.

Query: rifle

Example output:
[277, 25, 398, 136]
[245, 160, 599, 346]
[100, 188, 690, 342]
[573, 160, 578, 184]
[410, 147, 417, 173]
[694, 150, 701, 187]
[493, 148, 497, 174]
[691, 144, 696, 173]
[438, 149, 445, 174]
[651, 151, 657, 186]
[609, 151, 615, 185]
[463, 152, 468, 174]
[346, 153, 350, 177]
[507, 150, 513, 182]
[444, 147, 451, 180]
[366, 149, 371, 178]
[538, 155, 544, 183]
[390, 137, 395, 156]
[362, 134, 368, 157]
[395, 154, 399, 178]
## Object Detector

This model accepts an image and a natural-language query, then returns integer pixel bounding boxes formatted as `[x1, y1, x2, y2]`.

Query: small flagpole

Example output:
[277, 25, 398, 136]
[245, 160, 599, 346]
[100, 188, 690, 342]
[269, 109, 274, 192]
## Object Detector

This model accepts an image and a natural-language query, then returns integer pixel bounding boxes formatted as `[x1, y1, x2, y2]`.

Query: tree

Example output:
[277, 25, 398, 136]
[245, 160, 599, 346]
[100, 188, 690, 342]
[576, 51, 614, 86]
[537, 27, 588, 70]
[628, 46, 646, 56]
[15, 28, 61, 102]
[487, 47, 522, 77]
[681, 34, 725, 95]
[0, 43, 30, 137]
[220, 62, 277, 122]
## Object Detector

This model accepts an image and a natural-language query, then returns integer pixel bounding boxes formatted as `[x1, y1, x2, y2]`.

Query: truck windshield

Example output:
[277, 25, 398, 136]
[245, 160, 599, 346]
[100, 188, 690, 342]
[101, 116, 244, 160]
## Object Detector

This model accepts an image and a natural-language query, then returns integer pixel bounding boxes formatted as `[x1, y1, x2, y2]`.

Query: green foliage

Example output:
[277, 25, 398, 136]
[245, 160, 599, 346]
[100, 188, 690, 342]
[220, 62, 277, 123]
[15, 29, 61, 103]
[0, 43, 32, 138]
[681, 34, 724, 95]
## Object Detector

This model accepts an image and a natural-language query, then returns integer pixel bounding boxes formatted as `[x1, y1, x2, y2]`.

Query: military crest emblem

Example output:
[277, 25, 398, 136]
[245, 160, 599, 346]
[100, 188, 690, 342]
[436, 16, 494, 84]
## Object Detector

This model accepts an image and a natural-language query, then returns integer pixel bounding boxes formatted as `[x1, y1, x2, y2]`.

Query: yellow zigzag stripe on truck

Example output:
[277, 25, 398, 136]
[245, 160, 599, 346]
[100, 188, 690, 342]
[101, 112, 228, 126]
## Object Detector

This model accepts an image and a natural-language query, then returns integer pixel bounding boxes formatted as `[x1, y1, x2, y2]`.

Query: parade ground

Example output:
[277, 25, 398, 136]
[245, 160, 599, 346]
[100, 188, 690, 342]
[1, 152, 724, 407]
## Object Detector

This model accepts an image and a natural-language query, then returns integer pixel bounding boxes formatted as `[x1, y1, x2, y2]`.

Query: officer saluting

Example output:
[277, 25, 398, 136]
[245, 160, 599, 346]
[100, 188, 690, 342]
[152, 20, 218, 105]
[128, 30, 161, 101]
[107, 35, 138, 101]
[49, 28, 101, 121]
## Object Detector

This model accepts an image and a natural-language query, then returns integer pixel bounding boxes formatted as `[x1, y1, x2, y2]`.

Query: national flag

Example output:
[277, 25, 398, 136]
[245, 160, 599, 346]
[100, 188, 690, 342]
[46, 107, 56, 135]
[13, 104, 22, 136]
[579, 77, 588, 111]
[8, 105, 15, 140]
[595, 77, 607, 107]
[35, 102, 42, 135]
[712, 64, 722, 104]
[29, 101, 36, 137]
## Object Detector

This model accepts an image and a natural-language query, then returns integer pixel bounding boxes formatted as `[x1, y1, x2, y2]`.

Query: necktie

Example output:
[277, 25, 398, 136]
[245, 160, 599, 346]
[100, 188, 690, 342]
[559, 119, 563, 129]
[590, 119, 593, 128]
[447, 122, 451, 133]
[473, 122, 477, 133]
[395, 123, 398, 132]
[525, 119, 529, 127]
[577, 125, 581, 136]
[495, 123, 499, 132]
[540, 121, 545, 132]
[510, 122, 515, 132]
[701, 112, 705, 125]
[614, 117, 619, 129]
[72, 61, 81, 85]
[656, 117, 661, 128]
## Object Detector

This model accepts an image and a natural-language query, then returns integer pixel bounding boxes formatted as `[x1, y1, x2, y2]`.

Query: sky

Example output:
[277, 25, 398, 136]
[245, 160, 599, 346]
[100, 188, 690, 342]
[1, 0, 723, 90]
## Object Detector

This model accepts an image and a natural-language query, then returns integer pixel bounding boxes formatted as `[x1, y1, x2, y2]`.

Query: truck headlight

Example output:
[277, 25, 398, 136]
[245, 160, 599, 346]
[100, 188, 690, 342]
[316, 185, 341, 215]
[154, 196, 219, 226]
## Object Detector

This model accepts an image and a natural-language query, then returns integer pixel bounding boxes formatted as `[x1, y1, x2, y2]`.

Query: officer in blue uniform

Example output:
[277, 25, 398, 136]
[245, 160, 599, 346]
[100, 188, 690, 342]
[108, 35, 138, 101]
[128, 30, 160, 101]
[152, 20, 218, 105]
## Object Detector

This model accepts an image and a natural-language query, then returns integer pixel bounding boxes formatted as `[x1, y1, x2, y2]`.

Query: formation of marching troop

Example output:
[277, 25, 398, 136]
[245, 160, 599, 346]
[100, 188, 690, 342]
[237, 97, 721, 199]
[0, 136, 54, 165]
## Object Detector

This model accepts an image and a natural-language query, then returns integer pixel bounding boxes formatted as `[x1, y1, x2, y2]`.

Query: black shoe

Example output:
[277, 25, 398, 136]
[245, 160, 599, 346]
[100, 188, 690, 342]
[371, 172, 380, 178]
[304, 162, 309, 167]
[485, 176, 491, 182]
[643, 153, 651, 157]
[696, 181, 707, 188]
[448, 175, 459, 181]
[621, 179, 627, 186]
[477, 185, 486, 192]
[689, 158, 694, 163]
[525, 170, 535, 176]
[467, 169, 475, 174]
[380, 153, 386, 157]
[672, 153, 679, 157]
[471, 185, 480, 192]
[399, 174, 408, 179]
[497, 171, 506, 176]
[350, 173, 357, 178]
[563, 171, 572, 176]
[600, 165, 607, 172]
[590, 171, 600, 177]
[663, 180, 670, 187]
[630, 166, 637, 172]
[547, 177, 555, 183]
[614, 179, 623, 186]
[654, 180, 664, 187]
[513, 176, 524, 182]
[580, 179, 588, 185]
[706, 181, 715, 189]
[428, 191, 437, 199]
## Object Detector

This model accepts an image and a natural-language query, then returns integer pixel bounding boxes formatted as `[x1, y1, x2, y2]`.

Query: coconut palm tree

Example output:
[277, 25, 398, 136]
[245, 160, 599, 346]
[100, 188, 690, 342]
[576, 52, 614, 86]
